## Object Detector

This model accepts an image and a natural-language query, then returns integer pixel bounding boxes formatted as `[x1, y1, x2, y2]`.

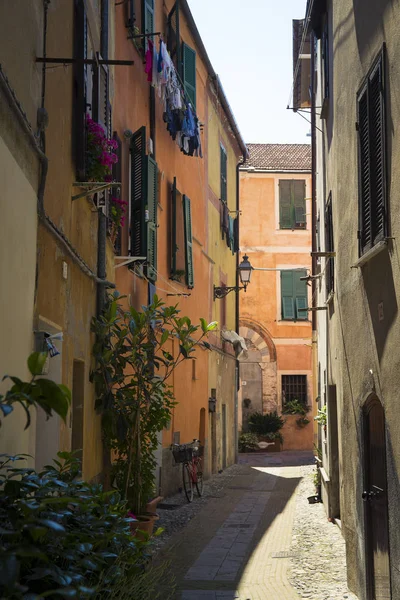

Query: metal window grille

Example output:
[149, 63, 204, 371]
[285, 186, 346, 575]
[282, 375, 307, 405]
[325, 192, 334, 295]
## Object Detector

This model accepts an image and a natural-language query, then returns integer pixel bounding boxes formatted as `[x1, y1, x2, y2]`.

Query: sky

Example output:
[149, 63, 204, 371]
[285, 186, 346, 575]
[187, 0, 309, 145]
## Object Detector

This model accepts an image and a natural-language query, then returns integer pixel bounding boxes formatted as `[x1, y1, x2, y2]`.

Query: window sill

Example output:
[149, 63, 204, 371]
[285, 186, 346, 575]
[278, 320, 310, 325]
[352, 240, 387, 268]
[277, 227, 308, 232]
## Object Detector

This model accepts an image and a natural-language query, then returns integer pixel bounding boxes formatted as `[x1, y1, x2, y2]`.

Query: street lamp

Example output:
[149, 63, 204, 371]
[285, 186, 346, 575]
[214, 255, 253, 300]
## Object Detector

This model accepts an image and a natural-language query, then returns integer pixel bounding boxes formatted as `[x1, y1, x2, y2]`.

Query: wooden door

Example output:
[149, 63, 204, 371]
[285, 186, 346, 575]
[222, 404, 227, 470]
[363, 397, 391, 599]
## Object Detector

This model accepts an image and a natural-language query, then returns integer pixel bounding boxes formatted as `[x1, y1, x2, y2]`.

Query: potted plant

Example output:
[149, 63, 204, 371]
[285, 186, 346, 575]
[86, 114, 118, 182]
[91, 292, 216, 536]
[247, 411, 285, 452]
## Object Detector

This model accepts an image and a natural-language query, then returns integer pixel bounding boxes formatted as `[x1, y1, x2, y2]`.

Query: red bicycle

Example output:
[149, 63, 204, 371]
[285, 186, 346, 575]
[172, 439, 204, 502]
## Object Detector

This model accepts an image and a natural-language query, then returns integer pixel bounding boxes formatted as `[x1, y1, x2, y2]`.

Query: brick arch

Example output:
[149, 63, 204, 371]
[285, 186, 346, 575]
[239, 318, 277, 362]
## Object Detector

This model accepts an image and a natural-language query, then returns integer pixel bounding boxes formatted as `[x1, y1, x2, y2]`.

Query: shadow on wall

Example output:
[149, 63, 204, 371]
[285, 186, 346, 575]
[361, 247, 398, 364]
[353, 0, 394, 60]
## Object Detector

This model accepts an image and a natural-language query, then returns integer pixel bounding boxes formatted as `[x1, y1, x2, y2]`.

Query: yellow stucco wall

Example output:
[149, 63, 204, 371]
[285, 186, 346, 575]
[0, 136, 38, 461]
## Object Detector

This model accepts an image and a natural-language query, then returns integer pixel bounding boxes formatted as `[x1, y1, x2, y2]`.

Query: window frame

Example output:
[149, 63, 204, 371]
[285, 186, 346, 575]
[280, 269, 308, 321]
[220, 143, 227, 204]
[357, 45, 387, 257]
[279, 179, 307, 230]
[282, 375, 308, 406]
[325, 192, 334, 296]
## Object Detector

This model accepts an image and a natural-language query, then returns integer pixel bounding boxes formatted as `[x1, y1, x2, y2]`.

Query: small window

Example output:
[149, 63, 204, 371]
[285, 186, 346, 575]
[129, 126, 158, 281]
[171, 180, 194, 287]
[325, 192, 334, 295]
[279, 180, 306, 229]
[357, 46, 387, 256]
[281, 270, 308, 321]
[182, 42, 196, 110]
[220, 145, 227, 203]
[282, 375, 307, 406]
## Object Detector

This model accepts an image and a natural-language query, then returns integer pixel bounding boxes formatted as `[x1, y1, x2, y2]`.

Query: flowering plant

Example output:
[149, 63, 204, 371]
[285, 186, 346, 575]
[86, 114, 118, 181]
[110, 196, 128, 242]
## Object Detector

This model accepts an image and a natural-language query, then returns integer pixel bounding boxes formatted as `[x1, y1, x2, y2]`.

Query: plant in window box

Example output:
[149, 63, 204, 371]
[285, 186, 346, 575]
[86, 114, 118, 182]
[296, 416, 310, 428]
[314, 404, 327, 432]
[282, 399, 309, 416]
[90, 292, 216, 533]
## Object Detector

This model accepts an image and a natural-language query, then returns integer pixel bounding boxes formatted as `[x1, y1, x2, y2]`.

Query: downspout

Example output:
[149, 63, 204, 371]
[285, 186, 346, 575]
[234, 156, 246, 463]
[311, 31, 317, 334]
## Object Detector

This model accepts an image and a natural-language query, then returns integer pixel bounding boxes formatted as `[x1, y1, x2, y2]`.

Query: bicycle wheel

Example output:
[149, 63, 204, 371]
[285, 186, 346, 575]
[195, 458, 204, 497]
[183, 463, 194, 502]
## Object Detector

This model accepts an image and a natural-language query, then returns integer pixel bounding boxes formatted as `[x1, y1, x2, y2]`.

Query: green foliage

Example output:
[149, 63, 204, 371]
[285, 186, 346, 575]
[238, 433, 259, 453]
[282, 399, 309, 415]
[261, 431, 284, 444]
[96, 558, 176, 599]
[296, 417, 310, 428]
[313, 467, 321, 490]
[0, 452, 148, 599]
[314, 404, 327, 426]
[91, 292, 214, 514]
[248, 411, 285, 436]
[0, 353, 71, 429]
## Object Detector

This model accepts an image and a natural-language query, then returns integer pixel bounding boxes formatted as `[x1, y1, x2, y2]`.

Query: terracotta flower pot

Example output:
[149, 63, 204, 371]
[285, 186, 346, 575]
[146, 495, 164, 514]
[130, 515, 155, 540]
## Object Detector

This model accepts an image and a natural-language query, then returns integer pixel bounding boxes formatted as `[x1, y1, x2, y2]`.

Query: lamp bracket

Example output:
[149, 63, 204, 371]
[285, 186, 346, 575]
[214, 285, 245, 300]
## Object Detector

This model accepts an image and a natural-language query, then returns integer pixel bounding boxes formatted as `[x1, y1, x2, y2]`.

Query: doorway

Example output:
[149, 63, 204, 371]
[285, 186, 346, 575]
[363, 397, 391, 600]
[222, 404, 227, 470]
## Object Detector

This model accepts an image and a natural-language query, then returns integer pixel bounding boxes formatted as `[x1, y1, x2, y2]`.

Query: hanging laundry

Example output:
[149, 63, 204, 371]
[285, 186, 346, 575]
[145, 39, 154, 83]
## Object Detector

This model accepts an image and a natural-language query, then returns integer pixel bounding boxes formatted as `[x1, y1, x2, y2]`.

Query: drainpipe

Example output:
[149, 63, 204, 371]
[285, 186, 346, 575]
[311, 31, 317, 333]
[234, 156, 246, 463]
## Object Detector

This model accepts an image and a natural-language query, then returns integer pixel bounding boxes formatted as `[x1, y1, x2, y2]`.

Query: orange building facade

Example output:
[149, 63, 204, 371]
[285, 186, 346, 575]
[113, 0, 246, 493]
[239, 144, 314, 450]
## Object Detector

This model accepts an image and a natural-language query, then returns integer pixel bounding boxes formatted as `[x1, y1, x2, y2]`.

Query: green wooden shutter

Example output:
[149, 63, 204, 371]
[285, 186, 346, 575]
[281, 270, 295, 320]
[142, 0, 154, 50]
[171, 177, 177, 276]
[220, 145, 227, 203]
[183, 195, 194, 288]
[279, 180, 293, 229]
[369, 57, 386, 245]
[146, 155, 158, 282]
[294, 270, 308, 320]
[167, 1, 180, 70]
[73, 0, 87, 179]
[130, 127, 146, 263]
[182, 42, 196, 110]
[293, 180, 306, 228]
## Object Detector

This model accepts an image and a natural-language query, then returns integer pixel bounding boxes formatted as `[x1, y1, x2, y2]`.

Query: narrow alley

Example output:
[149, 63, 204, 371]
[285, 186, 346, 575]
[155, 453, 357, 600]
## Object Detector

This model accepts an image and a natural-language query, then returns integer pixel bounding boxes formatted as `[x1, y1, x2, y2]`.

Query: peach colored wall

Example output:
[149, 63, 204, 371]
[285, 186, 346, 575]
[113, 1, 211, 451]
[239, 169, 314, 450]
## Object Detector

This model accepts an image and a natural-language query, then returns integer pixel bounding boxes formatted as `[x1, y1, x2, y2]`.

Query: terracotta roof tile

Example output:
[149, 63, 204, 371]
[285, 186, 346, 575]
[242, 144, 311, 171]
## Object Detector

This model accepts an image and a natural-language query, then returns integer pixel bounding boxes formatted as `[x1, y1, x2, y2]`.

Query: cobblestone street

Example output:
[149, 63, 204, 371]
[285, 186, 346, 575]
[155, 452, 357, 600]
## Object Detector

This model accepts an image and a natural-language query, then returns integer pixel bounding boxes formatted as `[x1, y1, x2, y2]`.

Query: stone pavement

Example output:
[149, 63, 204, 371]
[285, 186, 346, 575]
[155, 452, 357, 600]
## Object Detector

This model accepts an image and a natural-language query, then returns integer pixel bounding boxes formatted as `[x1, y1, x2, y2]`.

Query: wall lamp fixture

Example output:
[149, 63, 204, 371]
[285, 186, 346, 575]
[214, 255, 253, 300]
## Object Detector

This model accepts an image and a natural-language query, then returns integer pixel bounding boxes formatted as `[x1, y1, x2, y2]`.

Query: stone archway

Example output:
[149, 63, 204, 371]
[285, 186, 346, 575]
[238, 321, 278, 431]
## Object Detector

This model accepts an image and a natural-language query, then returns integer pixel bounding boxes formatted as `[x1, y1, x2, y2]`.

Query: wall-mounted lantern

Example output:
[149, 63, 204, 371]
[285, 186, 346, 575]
[214, 255, 253, 300]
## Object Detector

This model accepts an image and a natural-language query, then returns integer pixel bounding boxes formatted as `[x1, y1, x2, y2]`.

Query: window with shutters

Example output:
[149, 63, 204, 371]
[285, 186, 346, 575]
[112, 132, 123, 255]
[320, 14, 330, 119]
[281, 270, 308, 321]
[125, 0, 155, 53]
[167, 1, 181, 70]
[220, 144, 227, 203]
[357, 46, 387, 257]
[129, 127, 158, 282]
[171, 180, 194, 287]
[73, 0, 88, 179]
[279, 180, 306, 229]
[325, 192, 334, 296]
[282, 375, 307, 406]
[182, 42, 196, 109]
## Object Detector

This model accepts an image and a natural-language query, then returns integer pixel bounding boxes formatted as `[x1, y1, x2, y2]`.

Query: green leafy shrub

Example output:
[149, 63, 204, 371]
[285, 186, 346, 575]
[296, 417, 310, 427]
[238, 433, 259, 453]
[314, 404, 327, 426]
[0, 352, 71, 428]
[282, 399, 309, 415]
[0, 452, 147, 598]
[248, 411, 285, 436]
[91, 292, 216, 515]
[260, 431, 284, 444]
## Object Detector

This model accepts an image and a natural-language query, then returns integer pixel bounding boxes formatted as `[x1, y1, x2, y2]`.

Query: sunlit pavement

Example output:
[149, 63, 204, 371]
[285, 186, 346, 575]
[157, 451, 319, 600]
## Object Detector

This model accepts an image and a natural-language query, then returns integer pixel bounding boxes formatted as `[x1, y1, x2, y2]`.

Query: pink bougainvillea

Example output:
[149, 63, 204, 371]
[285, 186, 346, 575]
[86, 114, 118, 182]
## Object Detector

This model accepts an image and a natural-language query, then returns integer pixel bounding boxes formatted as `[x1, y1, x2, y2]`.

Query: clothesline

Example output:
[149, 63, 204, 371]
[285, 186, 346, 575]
[144, 38, 202, 159]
